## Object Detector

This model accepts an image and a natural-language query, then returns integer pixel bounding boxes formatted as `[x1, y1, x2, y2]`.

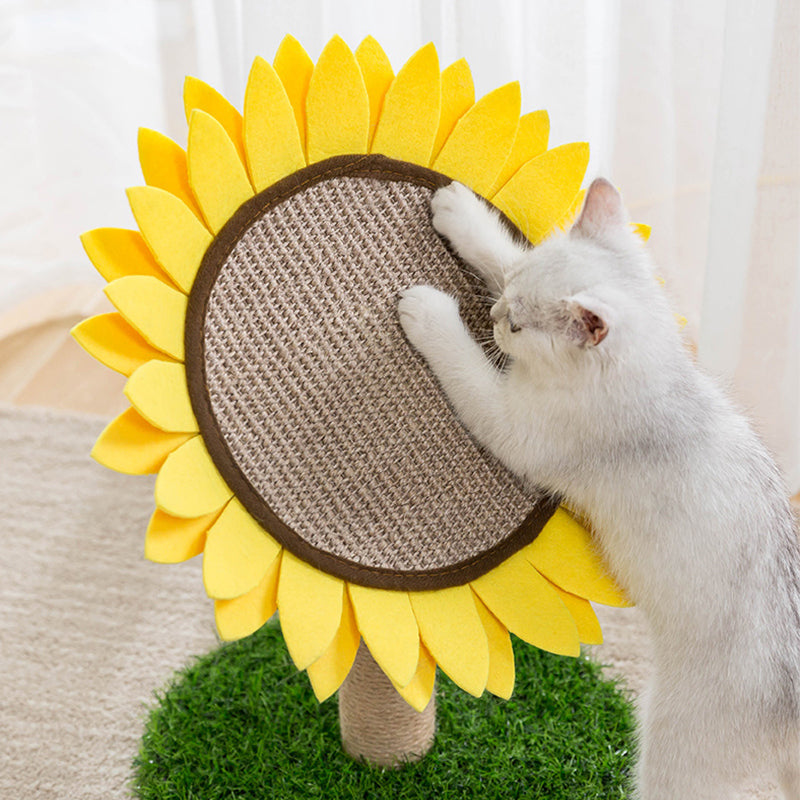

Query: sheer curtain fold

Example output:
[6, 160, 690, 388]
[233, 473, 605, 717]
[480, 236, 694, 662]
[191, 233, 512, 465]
[699, 0, 778, 379]
[718, 0, 800, 489]
[0, 0, 166, 310]
[2, 0, 798, 487]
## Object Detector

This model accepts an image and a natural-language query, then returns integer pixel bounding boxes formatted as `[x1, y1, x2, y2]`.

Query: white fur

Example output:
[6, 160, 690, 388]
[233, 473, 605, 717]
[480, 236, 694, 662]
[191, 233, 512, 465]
[399, 180, 800, 799]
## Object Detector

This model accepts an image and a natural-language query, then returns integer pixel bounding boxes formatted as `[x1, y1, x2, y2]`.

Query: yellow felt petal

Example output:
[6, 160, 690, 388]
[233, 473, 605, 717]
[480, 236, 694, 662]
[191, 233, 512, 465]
[124, 360, 197, 433]
[432, 82, 520, 196]
[126, 186, 212, 293]
[215, 552, 281, 641]
[305, 36, 369, 164]
[355, 36, 394, 145]
[144, 508, 221, 563]
[80, 228, 171, 285]
[104, 276, 186, 361]
[183, 75, 246, 166]
[473, 593, 515, 699]
[550, 583, 603, 645]
[203, 498, 281, 600]
[410, 585, 488, 697]
[91, 407, 194, 475]
[348, 584, 419, 688]
[70, 313, 173, 377]
[524, 507, 630, 607]
[488, 110, 550, 197]
[187, 110, 255, 234]
[273, 34, 314, 155]
[243, 57, 306, 192]
[370, 42, 440, 165]
[278, 550, 344, 670]
[471, 551, 580, 657]
[634, 222, 651, 241]
[306, 593, 361, 702]
[432, 58, 475, 161]
[137, 128, 204, 220]
[492, 142, 590, 244]
[391, 643, 436, 712]
[155, 435, 233, 518]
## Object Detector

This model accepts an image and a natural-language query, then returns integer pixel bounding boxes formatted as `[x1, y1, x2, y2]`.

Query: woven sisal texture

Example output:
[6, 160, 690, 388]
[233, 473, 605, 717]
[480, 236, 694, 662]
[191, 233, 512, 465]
[199, 164, 546, 581]
[338, 642, 436, 766]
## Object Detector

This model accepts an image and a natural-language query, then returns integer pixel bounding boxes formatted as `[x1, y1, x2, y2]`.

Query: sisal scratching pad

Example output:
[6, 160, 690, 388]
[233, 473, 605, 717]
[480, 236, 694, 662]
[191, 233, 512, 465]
[186, 154, 553, 590]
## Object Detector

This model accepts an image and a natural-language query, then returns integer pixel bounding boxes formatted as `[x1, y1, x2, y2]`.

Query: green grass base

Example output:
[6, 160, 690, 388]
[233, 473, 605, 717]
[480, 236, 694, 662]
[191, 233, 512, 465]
[133, 622, 635, 799]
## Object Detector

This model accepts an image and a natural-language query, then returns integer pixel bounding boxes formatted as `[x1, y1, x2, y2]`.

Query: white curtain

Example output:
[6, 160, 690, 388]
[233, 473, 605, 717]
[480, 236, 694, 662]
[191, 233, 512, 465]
[2, 0, 798, 490]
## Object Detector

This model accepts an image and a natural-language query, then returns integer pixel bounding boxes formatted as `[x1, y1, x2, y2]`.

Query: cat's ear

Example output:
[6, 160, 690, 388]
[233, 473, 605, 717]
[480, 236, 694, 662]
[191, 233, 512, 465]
[565, 293, 612, 347]
[571, 178, 628, 241]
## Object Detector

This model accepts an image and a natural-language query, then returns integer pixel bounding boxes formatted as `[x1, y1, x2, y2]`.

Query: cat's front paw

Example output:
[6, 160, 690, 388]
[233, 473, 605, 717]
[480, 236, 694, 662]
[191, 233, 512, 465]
[398, 285, 461, 356]
[431, 182, 482, 251]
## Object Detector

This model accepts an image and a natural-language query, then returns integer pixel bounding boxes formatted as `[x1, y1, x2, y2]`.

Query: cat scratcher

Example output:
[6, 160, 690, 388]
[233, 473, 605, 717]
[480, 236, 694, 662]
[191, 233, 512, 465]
[72, 35, 631, 766]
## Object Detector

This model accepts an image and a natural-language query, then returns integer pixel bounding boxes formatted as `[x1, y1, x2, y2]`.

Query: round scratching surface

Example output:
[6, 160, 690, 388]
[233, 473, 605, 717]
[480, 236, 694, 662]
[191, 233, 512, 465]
[186, 155, 554, 590]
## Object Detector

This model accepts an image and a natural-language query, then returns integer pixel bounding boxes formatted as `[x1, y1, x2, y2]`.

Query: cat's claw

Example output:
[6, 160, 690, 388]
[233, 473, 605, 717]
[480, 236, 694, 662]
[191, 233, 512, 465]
[398, 285, 461, 355]
[431, 183, 516, 295]
[431, 182, 483, 250]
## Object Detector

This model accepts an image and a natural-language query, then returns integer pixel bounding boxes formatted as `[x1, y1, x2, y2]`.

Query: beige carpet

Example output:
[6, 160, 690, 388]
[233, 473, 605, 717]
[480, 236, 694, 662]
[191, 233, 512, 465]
[0, 405, 779, 798]
[0, 405, 218, 799]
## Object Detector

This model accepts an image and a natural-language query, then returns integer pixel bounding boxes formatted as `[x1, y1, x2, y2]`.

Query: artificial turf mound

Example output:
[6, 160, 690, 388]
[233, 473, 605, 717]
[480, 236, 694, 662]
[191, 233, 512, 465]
[133, 622, 635, 799]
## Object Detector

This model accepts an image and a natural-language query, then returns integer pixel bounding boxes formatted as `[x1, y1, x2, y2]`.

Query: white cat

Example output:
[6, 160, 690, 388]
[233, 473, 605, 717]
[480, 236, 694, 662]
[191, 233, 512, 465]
[398, 178, 800, 799]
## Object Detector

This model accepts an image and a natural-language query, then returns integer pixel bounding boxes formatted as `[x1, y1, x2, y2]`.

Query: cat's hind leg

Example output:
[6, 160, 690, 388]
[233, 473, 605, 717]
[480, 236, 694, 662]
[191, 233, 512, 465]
[779, 763, 800, 800]
[431, 182, 527, 294]
[636, 675, 743, 800]
[636, 717, 737, 800]
[777, 738, 800, 800]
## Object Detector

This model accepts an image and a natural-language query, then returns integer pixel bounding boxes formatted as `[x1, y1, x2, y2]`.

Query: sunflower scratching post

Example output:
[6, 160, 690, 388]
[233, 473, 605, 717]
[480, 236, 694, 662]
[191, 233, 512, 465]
[73, 35, 631, 770]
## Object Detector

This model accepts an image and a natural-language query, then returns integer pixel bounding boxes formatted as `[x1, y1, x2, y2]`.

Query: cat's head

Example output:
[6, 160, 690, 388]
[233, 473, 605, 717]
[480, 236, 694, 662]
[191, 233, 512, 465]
[492, 178, 668, 372]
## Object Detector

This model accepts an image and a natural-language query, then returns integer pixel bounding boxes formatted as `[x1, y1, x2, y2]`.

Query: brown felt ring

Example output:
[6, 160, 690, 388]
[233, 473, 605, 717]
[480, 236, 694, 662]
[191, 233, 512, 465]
[184, 153, 559, 591]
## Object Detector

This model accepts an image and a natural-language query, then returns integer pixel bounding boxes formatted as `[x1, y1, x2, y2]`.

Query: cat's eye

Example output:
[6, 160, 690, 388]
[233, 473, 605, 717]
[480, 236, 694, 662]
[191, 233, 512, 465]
[509, 318, 521, 333]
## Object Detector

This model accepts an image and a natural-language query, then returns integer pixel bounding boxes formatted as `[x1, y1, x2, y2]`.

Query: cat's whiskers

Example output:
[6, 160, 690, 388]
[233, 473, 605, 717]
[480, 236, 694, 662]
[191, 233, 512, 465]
[458, 265, 499, 291]
[481, 339, 510, 378]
